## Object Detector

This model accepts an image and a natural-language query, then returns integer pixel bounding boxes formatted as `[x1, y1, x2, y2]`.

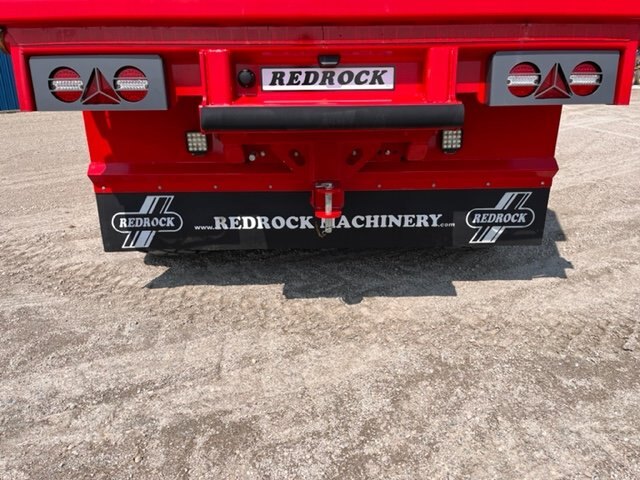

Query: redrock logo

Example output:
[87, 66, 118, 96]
[466, 192, 535, 244]
[111, 196, 183, 249]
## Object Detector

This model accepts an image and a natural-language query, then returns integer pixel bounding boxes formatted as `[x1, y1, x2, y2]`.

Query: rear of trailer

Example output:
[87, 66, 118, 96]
[2, 2, 639, 251]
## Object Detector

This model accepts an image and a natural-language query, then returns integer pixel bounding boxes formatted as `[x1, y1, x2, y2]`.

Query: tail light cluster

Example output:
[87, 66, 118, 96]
[489, 51, 619, 106]
[49, 66, 148, 104]
[31, 55, 166, 111]
[507, 61, 602, 99]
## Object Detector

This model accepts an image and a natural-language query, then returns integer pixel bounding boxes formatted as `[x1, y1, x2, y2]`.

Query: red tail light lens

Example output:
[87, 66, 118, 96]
[570, 62, 602, 96]
[507, 63, 540, 97]
[113, 67, 149, 102]
[49, 67, 83, 103]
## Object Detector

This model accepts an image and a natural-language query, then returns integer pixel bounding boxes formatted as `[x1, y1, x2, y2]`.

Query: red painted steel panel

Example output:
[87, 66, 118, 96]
[6, 27, 639, 111]
[2, 1, 640, 26]
[83, 94, 560, 194]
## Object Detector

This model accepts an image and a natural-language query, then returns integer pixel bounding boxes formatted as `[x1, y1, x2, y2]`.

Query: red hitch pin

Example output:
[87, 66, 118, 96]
[312, 181, 344, 234]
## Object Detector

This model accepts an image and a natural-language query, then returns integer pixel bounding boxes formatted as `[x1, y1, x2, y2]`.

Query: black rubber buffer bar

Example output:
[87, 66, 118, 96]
[200, 104, 464, 131]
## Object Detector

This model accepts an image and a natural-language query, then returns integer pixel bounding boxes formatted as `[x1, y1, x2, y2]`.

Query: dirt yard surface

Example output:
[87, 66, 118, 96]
[1, 93, 639, 480]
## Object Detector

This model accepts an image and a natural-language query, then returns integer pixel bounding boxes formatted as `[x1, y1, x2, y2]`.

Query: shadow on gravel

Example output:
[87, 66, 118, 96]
[144, 210, 572, 304]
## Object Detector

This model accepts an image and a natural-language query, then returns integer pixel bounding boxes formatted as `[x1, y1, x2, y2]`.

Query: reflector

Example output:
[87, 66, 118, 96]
[535, 64, 571, 99]
[82, 68, 120, 105]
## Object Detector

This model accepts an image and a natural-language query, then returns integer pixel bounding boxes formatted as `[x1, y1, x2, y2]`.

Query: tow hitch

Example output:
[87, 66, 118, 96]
[312, 182, 344, 235]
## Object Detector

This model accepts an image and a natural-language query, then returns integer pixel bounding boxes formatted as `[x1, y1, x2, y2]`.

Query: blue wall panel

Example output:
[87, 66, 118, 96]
[0, 53, 19, 111]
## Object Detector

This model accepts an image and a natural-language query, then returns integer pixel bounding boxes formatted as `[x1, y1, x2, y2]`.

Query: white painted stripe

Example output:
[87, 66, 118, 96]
[514, 192, 531, 210]
[158, 196, 171, 214]
[139, 196, 155, 214]
[123, 230, 139, 248]
[474, 226, 491, 243]
[495, 192, 516, 210]
[135, 230, 153, 248]
[479, 226, 500, 243]
[485, 226, 506, 243]
[148, 196, 160, 214]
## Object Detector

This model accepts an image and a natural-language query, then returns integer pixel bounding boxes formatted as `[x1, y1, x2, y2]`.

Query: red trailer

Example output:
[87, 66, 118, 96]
[2, 2, 639, 251]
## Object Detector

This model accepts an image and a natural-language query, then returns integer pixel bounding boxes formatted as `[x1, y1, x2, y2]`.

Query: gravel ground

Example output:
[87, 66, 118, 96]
[0, 93, 639, 479]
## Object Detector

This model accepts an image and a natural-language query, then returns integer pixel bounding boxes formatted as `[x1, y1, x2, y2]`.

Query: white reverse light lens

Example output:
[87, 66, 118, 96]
[441, 129, 463, 152]
[186, 132, 208, 154]
[507, 75, 540, 86]
[50, 79, 84, 91]
[115, 79, 149, 91]
[569, 74, 601, 85]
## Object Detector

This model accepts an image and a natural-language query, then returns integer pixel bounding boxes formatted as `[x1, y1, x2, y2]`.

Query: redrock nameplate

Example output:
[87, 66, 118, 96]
[261, 67, 395, 91]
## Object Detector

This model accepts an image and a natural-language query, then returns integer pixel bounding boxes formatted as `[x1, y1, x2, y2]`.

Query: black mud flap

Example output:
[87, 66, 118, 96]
[96, 189, 550, 252]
